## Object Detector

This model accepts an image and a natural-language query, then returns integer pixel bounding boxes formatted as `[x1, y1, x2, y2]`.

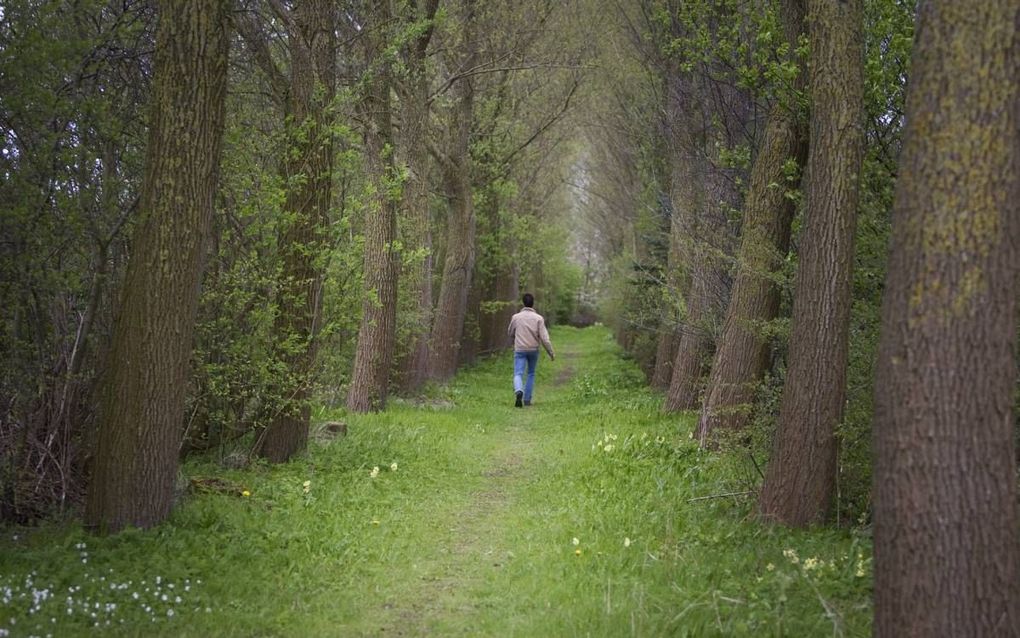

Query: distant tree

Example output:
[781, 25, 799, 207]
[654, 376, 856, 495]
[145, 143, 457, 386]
[85, 0, 229, 532]
[872, 0, 1020, 633]
[758, 0, 864, 525]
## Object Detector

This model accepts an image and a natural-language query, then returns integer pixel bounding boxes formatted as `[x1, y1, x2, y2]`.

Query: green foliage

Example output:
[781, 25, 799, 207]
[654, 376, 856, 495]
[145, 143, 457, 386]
[0, 0, 152, 520]
[187, 73, 366, 451]
[0, 327, 872, 636]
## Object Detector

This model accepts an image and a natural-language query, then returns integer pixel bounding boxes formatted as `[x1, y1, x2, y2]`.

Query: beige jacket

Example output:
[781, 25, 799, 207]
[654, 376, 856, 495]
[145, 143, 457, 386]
[508, 307, 554, 357]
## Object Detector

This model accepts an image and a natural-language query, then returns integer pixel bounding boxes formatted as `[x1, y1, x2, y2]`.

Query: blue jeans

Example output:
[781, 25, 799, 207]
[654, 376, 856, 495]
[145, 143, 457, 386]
[513, 350, 539, 402]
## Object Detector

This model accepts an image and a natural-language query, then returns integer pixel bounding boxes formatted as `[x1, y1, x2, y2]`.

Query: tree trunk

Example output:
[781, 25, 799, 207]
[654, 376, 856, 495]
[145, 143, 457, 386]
[660, 68, 710, 412]
[651, 170, 680, 391]
[395, 79, 434, 394]
[697, 0, 808, 444]
[348, 4, 399, 412]
[872, 1, 1020, 634]
[395, 0, 440, 394]
[650, 329, 679, 390]
[259, 0, 337, 458]
[84, 0, 228, 533]
[758, 0, 864, 526]
[661, 64, 742, 413]
[429, 156, 476, 380]
[479, 263, 519, 353]
[460, 266, 482, 365]
[429, 0, 477, 382]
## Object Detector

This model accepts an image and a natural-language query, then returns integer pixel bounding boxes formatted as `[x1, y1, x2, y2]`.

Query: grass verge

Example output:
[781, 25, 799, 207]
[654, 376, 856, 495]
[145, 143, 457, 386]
[0, 326, 872, 636]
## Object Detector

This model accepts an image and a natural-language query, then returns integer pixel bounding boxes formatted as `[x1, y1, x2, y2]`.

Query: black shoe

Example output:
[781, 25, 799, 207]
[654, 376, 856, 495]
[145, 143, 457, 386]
[515, 391, 523, 408]
[523, 400, 531, 407]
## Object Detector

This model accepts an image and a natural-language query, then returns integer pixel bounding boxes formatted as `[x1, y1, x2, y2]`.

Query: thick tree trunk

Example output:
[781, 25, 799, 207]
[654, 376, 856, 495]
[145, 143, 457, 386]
[348, 5, 399, 412]
[429, 158, 476, 381]
[872, 2, 1020, 634]
[84, 0, 228, 533]
[395, 80, 434, 393]
[428, 0, 477, 382]
[758, 0, 864, 526]
[697, 0, 808, 444]
[259, 0, 337, 458]
[395, 0, 440, 394]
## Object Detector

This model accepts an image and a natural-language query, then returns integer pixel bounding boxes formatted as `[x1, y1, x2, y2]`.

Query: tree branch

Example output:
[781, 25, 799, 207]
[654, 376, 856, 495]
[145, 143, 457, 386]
[232, 5, 288, 104]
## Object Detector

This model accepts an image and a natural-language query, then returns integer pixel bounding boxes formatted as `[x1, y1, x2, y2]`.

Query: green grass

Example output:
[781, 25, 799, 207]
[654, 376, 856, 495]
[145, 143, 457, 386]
[0, 326, 872, 636]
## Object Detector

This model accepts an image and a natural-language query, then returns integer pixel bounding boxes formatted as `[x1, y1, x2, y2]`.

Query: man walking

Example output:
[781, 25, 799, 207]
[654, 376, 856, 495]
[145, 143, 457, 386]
[507, 293, 554, 407]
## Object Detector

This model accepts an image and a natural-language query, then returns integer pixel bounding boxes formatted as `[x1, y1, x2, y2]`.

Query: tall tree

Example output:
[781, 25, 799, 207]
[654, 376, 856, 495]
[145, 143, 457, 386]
[348, 1, 401, 411]
[428, 0, 478, 382]
[257, 0, 338, 458]
[85, 0, 229, 532]
[697, 0, 808, 444]
[394, 0, 441, 394]
[758, 0, 864, 525]
[872, 1, 1020, 634]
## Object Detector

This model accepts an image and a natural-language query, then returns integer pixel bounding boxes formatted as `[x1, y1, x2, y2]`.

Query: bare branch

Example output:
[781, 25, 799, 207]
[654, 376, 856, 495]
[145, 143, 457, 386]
[231, 5, 288, 103]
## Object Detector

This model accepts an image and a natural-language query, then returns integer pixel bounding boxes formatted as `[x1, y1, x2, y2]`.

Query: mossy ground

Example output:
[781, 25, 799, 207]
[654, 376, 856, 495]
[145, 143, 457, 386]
[0, 327, 872, 636]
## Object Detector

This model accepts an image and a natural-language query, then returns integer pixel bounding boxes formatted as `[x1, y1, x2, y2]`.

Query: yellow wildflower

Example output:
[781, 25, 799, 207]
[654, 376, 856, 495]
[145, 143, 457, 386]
[241, 490, 251, 497]
[574, 549, 582, 556]
[624, 537, 631, 548]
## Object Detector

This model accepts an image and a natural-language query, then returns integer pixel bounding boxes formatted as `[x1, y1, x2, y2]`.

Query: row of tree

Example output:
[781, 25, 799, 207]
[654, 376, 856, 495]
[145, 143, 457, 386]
[1, 0, 586, 530]
[577, 0, 1018, 633]
[1, 0, 1017, 632]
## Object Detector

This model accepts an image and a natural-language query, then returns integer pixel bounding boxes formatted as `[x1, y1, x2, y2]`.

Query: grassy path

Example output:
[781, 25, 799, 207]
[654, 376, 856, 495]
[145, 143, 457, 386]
[0, 327, 873, 637]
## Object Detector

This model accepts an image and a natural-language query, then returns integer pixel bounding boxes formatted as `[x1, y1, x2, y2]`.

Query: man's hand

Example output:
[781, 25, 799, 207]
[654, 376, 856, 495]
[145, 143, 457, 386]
[549, 353, 555, 361]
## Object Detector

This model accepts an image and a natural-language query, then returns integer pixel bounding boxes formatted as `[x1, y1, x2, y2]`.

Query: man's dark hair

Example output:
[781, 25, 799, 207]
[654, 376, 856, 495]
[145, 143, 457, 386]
[522, 293, 534, 308]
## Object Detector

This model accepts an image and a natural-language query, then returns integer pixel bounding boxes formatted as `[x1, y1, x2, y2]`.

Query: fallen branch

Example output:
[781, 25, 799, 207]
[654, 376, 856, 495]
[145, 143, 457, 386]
[687, 491, 754, 503]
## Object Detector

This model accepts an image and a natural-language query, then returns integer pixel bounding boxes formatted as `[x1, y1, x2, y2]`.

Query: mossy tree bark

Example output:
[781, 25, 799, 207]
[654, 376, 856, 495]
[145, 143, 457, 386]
[348, 2, 400, 412]
[697, 0, 808, 445]
[872, 1, 1020, 634]
[84, 0, 229, 533]
[258, 0, 337, 458]
[758, 0, 864, 526]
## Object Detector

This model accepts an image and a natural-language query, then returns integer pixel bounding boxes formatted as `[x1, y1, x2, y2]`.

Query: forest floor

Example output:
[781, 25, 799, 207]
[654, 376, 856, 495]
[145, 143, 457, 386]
[0, 327, 873, 637]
